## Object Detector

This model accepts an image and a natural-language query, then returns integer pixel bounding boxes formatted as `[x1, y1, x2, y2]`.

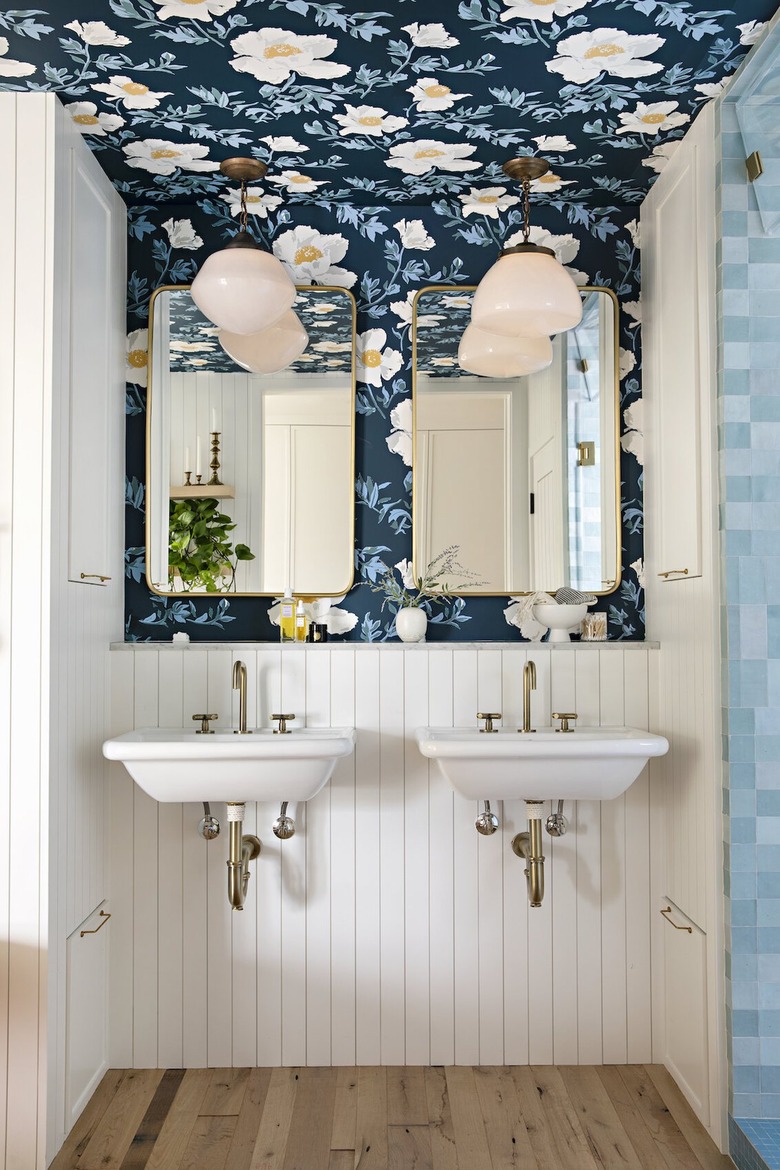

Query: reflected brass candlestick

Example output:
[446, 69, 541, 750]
[184, 470, 192, 486]
[208, 431, 223, 486]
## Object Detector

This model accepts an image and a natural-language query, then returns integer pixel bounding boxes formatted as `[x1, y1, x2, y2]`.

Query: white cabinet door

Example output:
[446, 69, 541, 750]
[65, 139, 125, 585]
[642, 104, 715, 583]
[661, 899, 709, 1125]
[66, 903, 109, 1129]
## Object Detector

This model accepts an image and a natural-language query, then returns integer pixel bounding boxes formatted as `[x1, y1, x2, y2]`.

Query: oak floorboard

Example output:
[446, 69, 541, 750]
[511, 1067, 598, 1170]
[388, 1125, 433, 1170]
[282, 1067, 339, 1170]
[224, 1068, 272, 1170]
[249, 1067, 299, 1170]
[179, 1115, 237, 1170]
[330, 1067, 358, 1151]
[120, 1068, 186, 1169]
[354, 1066, 388, 1170]
[644, 1066, 733, 1170]
[617, 1066, 703, 1170]
[200, 1068, 251, 1116]
[596, 1066, 682, 1170]
[444, 1067, 492, 1169]
[329, 1154, 355, 1170]
[76, 1069, 165, 1170]
[50, 1070, 126, 1170]
[424, 1067, 458, 1170]
[559, 1065, 643, 1170]
[473, 1065, 538, 1170]
[387, 1067, 429, 1126]
[146, 1069, 213, 1170]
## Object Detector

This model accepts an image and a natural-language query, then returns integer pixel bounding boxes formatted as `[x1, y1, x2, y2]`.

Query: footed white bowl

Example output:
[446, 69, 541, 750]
[532, 602, 589, 642]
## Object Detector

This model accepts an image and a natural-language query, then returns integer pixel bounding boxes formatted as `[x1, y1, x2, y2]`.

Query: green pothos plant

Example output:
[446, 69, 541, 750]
[168, 497, 254, 593]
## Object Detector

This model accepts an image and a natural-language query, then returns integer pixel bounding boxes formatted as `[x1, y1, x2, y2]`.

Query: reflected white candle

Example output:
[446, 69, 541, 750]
[185, 446, 191, 471]
[196, 437, 202, 476]
[211, 407, 218, 433]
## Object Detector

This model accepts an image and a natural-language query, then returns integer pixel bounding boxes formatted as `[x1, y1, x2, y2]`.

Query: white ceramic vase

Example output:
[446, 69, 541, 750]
[395, 606, 427, 643]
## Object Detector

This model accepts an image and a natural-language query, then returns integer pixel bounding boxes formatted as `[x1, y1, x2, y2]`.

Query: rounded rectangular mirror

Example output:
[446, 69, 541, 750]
[412, 286, 620, 596]
[146, 285, 356, 597]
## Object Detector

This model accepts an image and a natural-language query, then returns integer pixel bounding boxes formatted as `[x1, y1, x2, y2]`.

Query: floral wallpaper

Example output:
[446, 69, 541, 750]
[0, 0, 774, 640]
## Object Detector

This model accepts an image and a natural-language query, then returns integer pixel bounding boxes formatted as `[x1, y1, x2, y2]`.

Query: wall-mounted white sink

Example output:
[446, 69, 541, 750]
[103, 727, 356, 803]
[415, 726, 668, 801]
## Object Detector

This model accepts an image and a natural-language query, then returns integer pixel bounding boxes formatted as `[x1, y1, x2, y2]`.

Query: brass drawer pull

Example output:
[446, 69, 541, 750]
[80, 910, 111, 938]
[80, 573, 111, 582]
[657, 569, 689, 579]
[660, 906, 692, 933]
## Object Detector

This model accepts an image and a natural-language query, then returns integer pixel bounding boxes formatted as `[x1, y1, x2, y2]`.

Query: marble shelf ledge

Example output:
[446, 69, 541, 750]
[111, 640, 659, 651]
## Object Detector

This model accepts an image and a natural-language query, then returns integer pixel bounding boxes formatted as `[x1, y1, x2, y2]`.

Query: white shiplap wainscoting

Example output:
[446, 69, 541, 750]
[109, 642, 658, 1069]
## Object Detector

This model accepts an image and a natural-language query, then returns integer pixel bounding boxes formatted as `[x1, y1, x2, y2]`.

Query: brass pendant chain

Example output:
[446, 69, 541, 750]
[522, 177, 532, 245]
[239, 179, 248, 234]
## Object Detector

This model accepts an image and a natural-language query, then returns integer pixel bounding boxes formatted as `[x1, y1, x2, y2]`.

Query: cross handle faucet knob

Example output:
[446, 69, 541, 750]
[271, 713, 296, 735]
[552, 712, 577, 733]
[477, 712, 502, 733]
[193, 713, 218, 734]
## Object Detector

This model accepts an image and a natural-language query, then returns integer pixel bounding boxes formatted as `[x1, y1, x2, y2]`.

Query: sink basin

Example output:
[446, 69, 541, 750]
[103, 727, 356, 803]
[415, 726, 669, 801]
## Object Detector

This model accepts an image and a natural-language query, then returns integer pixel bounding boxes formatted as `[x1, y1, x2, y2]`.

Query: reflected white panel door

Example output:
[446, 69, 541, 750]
[416, 393, 507, 590]
[527, 345, 566, 590]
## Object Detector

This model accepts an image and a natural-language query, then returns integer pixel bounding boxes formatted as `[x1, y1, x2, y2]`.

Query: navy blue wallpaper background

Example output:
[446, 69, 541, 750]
[123, 198, 644, 641]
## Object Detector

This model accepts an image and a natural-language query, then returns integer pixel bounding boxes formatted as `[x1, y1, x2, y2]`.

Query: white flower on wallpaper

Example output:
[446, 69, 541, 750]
[303, 300, 339, 315]
[333, 104, 408, 137]
[402, 22, 459, 48]
[442, 295, 472, 309]
[273, 226, 357, 288]
[126, 329, 148, 388]
[162, 218, 203, 249]
[221, 187, 282, 218]
[394, 219, 435, 250]
[390, 293, 416, 324]
[533, 134, 575, 152]
[64, 21, 130, 46]
[312, 341, 352, 353]
[407, 78, 470, 111]
[459, 187, 520, 218]
[65, 102, 125, 136]
[395, 559, 417, 590]
[229, 29, 350, 84]
[530, 172, 575, 194]
[357, 329, 403, 388]
[619, 348, 636, 379]
[630, 558, 645, 588]
[501, 0, 590, 23]
[153, 0, 239, 18]
[621, 399, 643, 465]
[169, 339, 216, 352]
[623, 300, 641, 326]
[626, 219, 641, 248]
[642, 141, 680, 173]
[695, 77, 732, 101]
[0, 36, 35, 77]
[616, 101, 690, 135]
[547, 28, 665, 84]
[505, 225, 579, 265]
[122, 140, 219, 175]
[92, 76, 172, 110]
[260, 134, 308, 152]
[268, 170, 327, 193]
[386, 140, 479, 175]
[738, 20, 767, 45]
[386, 398, 413, 466]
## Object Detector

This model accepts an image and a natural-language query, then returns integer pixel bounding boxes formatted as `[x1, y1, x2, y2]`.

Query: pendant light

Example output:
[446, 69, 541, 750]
[190, 157, 296, 335]
[218, 310, 309, 375]
[471, 157, 583, 338]
[458, 323, 552, 378]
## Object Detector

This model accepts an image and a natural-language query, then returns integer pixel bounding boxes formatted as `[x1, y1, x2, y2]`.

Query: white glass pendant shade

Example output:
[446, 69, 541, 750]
[458, 323, 553, 378]
[471, 247, 583, 338]
[191, 237, 296, 335]
[218, 311, 308, 375]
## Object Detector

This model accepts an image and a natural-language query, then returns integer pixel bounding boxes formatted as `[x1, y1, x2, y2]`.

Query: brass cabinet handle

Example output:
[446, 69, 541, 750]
[552, 712, 578, 733]
[660, 906, 692, 933]
[271, 713, 296, 735]
[80, 573, 111, 582]
[80, 910, 111, 938]
[193, 713, 218, 734]
[658, 569, 689, 579]
[477, 712, 502, 733]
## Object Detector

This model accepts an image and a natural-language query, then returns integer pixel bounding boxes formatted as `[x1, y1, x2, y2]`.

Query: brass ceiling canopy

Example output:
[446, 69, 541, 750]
[502, 156, 550, 184]
[219, 156, 268, 183]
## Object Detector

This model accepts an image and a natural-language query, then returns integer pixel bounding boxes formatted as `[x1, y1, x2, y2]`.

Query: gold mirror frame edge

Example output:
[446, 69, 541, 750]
[410, 284, 623, 599]
[144, 282, 358, 600]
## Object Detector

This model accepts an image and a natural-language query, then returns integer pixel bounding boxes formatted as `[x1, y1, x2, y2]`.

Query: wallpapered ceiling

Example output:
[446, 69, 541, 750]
[0, 0, 774, 640]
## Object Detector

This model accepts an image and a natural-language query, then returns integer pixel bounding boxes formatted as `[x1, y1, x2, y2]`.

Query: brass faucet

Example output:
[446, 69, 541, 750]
[232, 660, 251, 734]
[519, 660, 536, 733]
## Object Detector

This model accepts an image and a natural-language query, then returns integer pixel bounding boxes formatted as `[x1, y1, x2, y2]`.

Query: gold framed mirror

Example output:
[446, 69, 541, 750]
[146, 284, 356, 598]
[412, 285, 621, 596]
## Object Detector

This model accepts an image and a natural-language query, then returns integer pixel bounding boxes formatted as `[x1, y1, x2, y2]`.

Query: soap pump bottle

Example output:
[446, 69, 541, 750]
[279, 586, 295, 643]
[294, 598, 308, 643]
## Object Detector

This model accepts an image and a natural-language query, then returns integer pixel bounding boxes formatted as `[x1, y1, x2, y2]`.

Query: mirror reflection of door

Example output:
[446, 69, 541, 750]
[413, 287, 619, 596]
[146, 286, 356, 598]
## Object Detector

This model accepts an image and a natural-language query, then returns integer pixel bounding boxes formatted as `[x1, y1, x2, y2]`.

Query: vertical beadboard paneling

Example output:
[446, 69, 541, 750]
[110, 643, 657, 1070]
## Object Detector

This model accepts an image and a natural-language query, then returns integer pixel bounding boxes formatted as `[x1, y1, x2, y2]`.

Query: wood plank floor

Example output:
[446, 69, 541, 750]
[51, 1065, 734, 1170]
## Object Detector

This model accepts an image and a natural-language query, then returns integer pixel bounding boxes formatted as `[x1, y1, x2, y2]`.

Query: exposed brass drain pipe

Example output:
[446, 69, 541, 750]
[512, 800, 545, 907]
[226, 803, 262, 910]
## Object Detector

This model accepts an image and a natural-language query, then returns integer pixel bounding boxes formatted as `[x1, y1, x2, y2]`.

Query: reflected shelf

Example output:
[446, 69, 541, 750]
[170, 484, 235, 500]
